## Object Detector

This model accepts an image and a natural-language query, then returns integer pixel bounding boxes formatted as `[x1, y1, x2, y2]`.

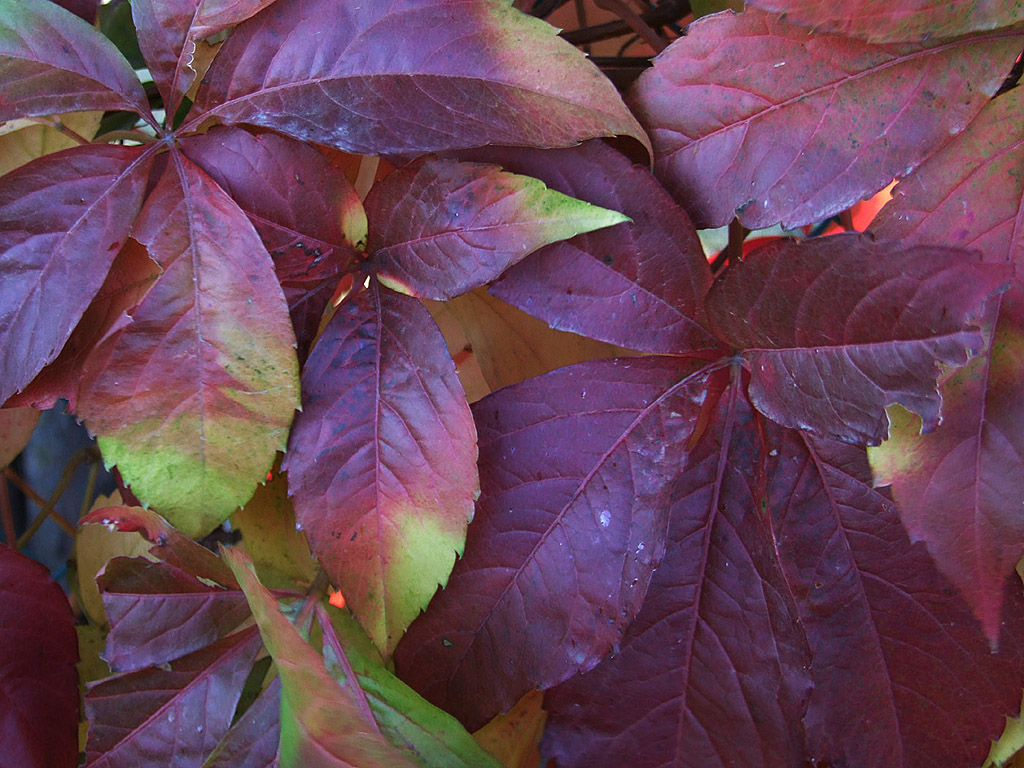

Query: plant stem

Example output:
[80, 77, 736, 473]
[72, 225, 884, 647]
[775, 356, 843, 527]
[93, 129, 159, 145]
[26, 117, 90, 145]
[15, 446, 98, 549]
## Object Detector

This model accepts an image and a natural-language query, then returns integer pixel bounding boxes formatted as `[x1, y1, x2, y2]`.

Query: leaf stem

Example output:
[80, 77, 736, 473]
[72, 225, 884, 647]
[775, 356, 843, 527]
[594, 0, 668, 52]
[25, 117, 90, 145]
[93, 129, 159, 145]
[14, 446, 98, 549]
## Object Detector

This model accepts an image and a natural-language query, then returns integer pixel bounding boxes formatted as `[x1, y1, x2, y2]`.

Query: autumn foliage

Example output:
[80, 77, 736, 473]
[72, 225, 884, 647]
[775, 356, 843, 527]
[1, 0, 1024, 766]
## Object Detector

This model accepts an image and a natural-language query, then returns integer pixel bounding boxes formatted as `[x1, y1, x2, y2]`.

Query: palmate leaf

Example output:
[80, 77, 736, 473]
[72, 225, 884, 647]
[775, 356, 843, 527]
[0, 0, 150, 122]
[746, 0, 1024, 42]
[366, 156, 629, 301]
[705, 234, 1008, 445]
[543, 377, 812, 768]
[84, 628, 263, 767]
[77, 152, 300, 537]
[459, 141, 717, 354]
[282, 281, 478, 657]
[393, 357, 711, 729]
[182, 126, 365, 361]
[224, 547, 420, 768]
[869, 85, 1024, 642]
[767, 428, 1024, 768]
[627, 7, 1023, 229]
[0, 145, 154, 405]
[191, 0, 648, 155]
[0, 543, 79, 768]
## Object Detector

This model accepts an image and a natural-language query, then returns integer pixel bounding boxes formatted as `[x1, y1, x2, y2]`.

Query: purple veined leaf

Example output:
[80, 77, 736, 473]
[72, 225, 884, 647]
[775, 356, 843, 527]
[705, 233, 1010, 445]
[366, 156, 629, 301]
[0, 543, 79, 768]
[867, 86, 1024, 644]
[627, 7, 1023, 229]
[0, 0, 151, 123]
[190, 0, 649, 155]
[393, 356, 715, 730]
[129, 0, 281, 123]
[746, 0, 1024, 43]
[84, 627, 263, 767]
[543, 373, 812, 768]
[202, 676, 281, 768]
[224, 547, 420, 768]
[4, 239, 161, 412]
[182, 126, 365, 361]
[459, 141, 718, 355]
[767, 427, 1024, 768]
[76, 150, 300, 537]
[97, 557, 251, 672]
[0, 144, 154, 405]
[80, 505, 240, 588]
[282, 280, 478, 657]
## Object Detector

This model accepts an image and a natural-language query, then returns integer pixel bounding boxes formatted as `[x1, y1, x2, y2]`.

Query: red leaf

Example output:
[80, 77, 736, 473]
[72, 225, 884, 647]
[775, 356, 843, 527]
[627, 8, 1022, 228]
[705, 234, 1008, 445]
[84, 628, 263, 767]
[5, 240, 161, 411]
[746, 0, 1024, 42]
[98, 557, 251, 672]
[366, 156, 629, 301]
[0, 0, 150, 122]
[0, 145, 154, 404]
[0, 543, 79, 768]
[768, 429, 1024, 768]
[192, 0, 648, 155]
[461, 142, 717, 354]
[542, 377, 812, 768]
[869, 87, 1024, 642]
[393, 357, 713, 730]
[282, 281, 478, 656]
[182, 126, 364, 360]
[49, 0, 100, 24]
[202, 676, 281, 768]
[76, 151, 300, 536]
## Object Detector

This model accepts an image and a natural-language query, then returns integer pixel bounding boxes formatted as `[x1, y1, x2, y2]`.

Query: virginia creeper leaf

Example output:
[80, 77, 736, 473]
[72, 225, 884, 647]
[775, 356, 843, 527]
[0, 0, 149, 122]
[50, 0, 100, 24]
[192, 0, 649, 155]
[746, 0, 1024, 43]
[0, 543, 79, 768]
[97, 557, 251, 672]
[543, 376, 812, 768]
[768, 428, 1024, 768]
[84, 628, 262, 767]
[202, 676, 281, 768]
[628, 8, 1023, 228]
[460, 141, 717, 354]
[470, 690, 547, 768]
[365, 156, 629, 301]
[224, 547, 420, 768]
[0, 110, 101, 177]
[283, 281, 478, 656]
[182, 126, 364, 360]
[0, 144, 153, 404]
[869, 86, 1024, 642]
[705, 234, 1009, 445]
[318, 605, 504, 768]
[77, 152, 300, 537]
[0, 407, 39, 467]
[5, 240, 161, 411]
[394, 356, 711, 729]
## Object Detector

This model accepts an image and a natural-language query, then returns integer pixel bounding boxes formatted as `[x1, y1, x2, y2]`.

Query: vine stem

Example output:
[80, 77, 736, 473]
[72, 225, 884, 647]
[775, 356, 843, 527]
[13, 446, 98, 549]
[25, 116, 90, 145]
[595, 0, 668, 51]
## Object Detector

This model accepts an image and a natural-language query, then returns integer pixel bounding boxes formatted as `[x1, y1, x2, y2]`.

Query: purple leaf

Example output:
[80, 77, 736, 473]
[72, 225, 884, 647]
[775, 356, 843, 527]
[182, 127, 364, 361]
[283, 281, 478, 656]
[705, 233, 1009, 445]
[0, 543, 79, 768]
[98, 557, 251, 672]
[543, 376, 812, 768]
[627, 8, 1023, 228]
[393, 356, 712, 730]
[461, 141, 717, 354]
[0, 145, 154, 404]
[366, 156, 629, 301]
[0, 0, 150, 122]
[202, 677, 281, 768]
[767, 428, 1024, 768]
[192, 0, 648, 155]
[84, 628, 263, 767]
